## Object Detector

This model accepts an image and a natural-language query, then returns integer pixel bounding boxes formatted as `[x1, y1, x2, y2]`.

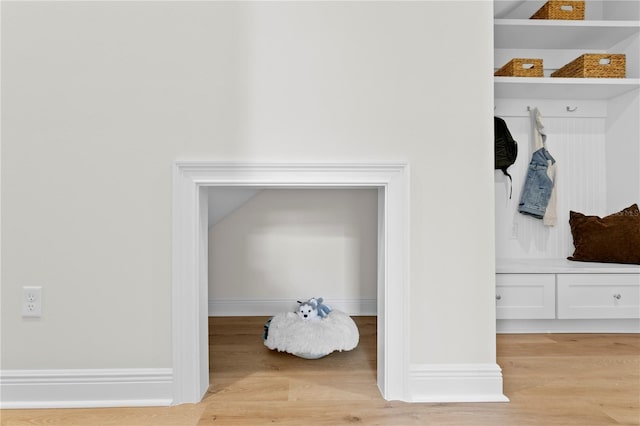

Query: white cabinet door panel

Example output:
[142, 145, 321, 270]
[557, 274, 640, 319]
[496, 274, 556, 319]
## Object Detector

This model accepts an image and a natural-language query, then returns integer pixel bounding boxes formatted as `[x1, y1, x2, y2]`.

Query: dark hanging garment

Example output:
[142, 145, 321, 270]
[494, 116, 518, 198]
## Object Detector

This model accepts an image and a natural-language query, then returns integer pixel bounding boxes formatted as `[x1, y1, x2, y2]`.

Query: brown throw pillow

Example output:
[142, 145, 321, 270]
[568, 204, 640, 265]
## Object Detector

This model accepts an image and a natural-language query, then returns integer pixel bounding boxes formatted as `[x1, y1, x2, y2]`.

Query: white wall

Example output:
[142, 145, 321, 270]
[606, 90, 640, 213]
[208, 189, 378, 313]
[1, 1, 495, 371]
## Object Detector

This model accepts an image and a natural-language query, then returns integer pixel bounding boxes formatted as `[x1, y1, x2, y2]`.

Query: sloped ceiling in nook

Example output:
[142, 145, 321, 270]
[208, 187, 262, 228]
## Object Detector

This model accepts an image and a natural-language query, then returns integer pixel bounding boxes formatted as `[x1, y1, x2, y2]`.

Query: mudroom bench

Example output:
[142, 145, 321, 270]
[496, 259, 640, 334]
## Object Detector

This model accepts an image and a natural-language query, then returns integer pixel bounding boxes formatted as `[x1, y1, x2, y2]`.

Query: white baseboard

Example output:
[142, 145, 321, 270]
[497, 319, 640, 333]
[408, 363, 508, 403]
[208, 298, 377, 316]
[0, 368, 173, 409]
[1, 363, 506, 407]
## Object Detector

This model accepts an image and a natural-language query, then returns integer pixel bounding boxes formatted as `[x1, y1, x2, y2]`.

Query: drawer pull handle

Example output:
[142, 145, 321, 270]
[613, 294, 622, 300]
[496, 295, 502, 301]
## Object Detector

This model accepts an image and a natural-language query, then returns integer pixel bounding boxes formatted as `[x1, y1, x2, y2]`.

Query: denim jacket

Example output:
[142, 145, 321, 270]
[518, 108, 558, 225]
[518, 147, 556, 219]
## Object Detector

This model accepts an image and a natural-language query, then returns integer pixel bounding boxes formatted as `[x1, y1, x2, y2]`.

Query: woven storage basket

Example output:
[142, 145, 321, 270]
[551, 54, 626, 78]
[531, 0, 584, 20]
[495, 58, 544, 77]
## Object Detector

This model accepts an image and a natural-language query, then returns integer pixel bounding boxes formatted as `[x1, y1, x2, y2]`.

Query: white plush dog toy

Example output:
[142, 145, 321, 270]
[296, 299, 320, 321]
[296, 297, 332, 321]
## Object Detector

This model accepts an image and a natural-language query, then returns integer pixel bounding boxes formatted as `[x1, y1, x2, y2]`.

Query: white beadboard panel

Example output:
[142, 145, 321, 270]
[496, 110, 607, 260]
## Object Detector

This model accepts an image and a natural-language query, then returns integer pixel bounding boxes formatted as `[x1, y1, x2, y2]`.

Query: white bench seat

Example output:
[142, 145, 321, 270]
[497, 258, 640, 274]
[495, 258, 640, 333]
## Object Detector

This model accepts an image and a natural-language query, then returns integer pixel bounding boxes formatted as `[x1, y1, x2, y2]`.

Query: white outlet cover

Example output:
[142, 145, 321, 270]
[22, 286, 42, 317]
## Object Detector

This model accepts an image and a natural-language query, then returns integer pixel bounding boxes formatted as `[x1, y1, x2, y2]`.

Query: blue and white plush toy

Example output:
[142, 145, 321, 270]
[296, 297, 332, 320]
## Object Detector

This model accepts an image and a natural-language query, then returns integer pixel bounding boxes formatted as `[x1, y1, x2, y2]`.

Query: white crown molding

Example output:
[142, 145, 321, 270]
[0, 368, 173, 409]
[208, 298, 378, 317]
[408, 364, 508, 403]
[173, 161, 410, 404]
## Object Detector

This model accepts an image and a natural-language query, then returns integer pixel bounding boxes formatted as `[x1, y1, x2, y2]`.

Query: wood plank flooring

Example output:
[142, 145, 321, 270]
[1, 316, 638, 425]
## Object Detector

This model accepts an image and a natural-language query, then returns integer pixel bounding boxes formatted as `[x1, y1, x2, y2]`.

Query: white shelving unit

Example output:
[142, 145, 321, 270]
[494, 0, 640, 333]
[495, 76, 639, 99]
[495, 19, 639, 49]
[495, 18, 640, 97]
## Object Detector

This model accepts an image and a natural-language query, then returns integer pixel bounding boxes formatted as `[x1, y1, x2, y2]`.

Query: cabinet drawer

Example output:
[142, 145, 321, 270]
[496, 274, 556, 319]
[557, 274, 640, 319]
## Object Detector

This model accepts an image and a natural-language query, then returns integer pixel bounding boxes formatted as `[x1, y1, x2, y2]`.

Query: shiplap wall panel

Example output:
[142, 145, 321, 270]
[495, 113, 607, 260]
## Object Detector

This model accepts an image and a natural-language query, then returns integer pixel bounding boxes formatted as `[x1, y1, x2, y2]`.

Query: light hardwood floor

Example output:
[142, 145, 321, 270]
[2, 316, 639, 425]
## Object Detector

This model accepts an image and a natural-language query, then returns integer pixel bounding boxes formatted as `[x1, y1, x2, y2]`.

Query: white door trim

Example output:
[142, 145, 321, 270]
[172, 161, 410, 404]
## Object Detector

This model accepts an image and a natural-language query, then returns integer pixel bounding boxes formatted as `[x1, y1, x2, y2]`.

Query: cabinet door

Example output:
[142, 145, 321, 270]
[557, 274, 640, 319]
[496, 274, 556, 319]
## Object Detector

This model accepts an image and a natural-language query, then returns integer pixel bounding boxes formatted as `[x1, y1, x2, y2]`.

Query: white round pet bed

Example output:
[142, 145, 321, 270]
[263, 310, 359, 359]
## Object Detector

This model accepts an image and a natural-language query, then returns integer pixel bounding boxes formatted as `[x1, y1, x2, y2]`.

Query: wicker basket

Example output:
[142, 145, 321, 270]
[531, 1, 585, 20]
[495, 58, 544, 77]
[551, 54, 626, 78]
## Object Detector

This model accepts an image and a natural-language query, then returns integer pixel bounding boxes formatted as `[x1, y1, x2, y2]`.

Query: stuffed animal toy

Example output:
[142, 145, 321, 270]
[313, 297, 332, 318]
[296, 299, 319, 321]
[296, 297, 332, 320]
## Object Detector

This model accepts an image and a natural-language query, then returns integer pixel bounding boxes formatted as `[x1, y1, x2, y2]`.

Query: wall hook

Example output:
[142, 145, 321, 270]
[566, 105, 578, 112]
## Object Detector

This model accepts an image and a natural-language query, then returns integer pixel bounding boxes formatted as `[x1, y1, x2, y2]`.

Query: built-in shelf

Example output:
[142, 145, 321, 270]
[495, 19, 640, 49]
[493, 0, 640, 336]
[495, 76, 640, 99]
[494, 17, 640, 99]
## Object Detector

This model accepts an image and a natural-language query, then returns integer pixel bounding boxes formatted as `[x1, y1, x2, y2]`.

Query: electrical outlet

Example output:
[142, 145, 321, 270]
[22, 286, 42, 317]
